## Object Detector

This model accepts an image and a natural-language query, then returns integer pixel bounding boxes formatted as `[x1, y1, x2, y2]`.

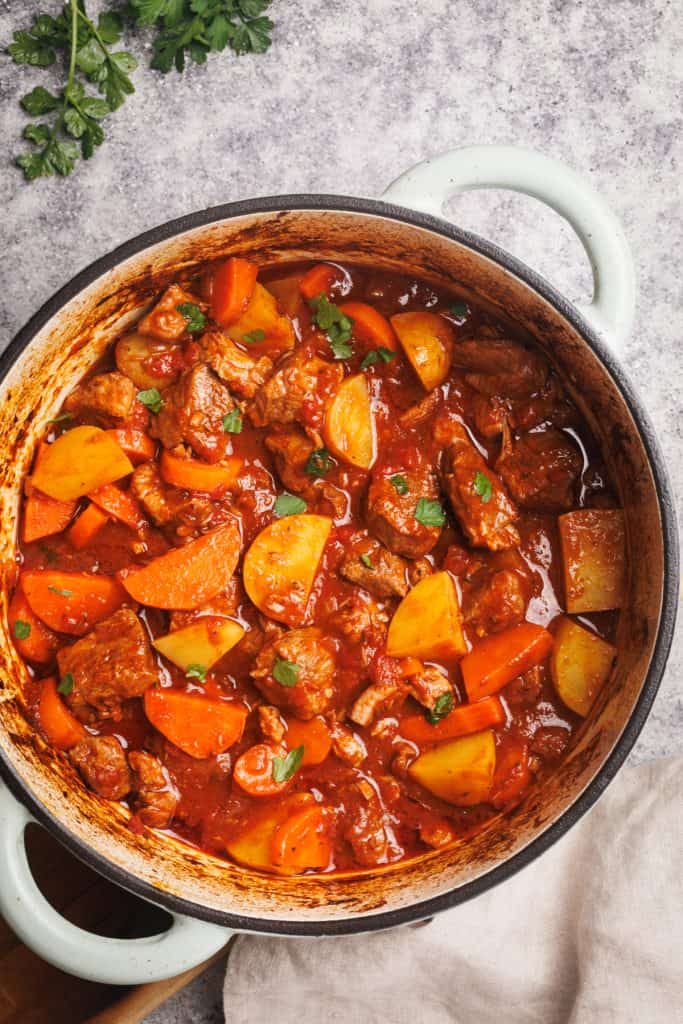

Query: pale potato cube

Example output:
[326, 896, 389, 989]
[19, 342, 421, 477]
[408, 730, 496, 806]
[386, 571, 467, 660]
[390, 312, 454, 391]
[324, 373, 376, 469]
[550, 616, 616, 716]
[559, 508, 626, 612]
[153, 617, 244, 672]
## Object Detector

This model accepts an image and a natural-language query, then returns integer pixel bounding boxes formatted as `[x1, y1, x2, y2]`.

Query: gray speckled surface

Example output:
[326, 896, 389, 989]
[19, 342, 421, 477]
[1, 0, 681, 1019]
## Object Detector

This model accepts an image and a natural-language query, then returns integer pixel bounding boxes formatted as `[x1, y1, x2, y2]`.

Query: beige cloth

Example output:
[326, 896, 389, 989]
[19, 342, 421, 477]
[224, 758, 683, 1023]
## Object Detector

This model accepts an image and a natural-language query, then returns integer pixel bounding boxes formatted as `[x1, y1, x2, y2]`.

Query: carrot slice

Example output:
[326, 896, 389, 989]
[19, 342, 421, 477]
[23, 489, 77, 544]
[299, 263, 340, 300]
[8, 589, 60, 663]
[233, 743, 291, 797]
[21, 570, 128, 635]
[490, 739, 531, 809]
[270, 806, 331, 871]
[339, 301, 398, 350]
[159, 450, 242, 493]
[88, 483, 146, 531]
[398, 657, 424, 679]
[144, 688, 247, 759]
[105, 428, 156, 465]
[119, 521, 241, 610]
[399, 696, 506, 746]
[284, 717, 332, 766]
[38, 677, 87, 750]
[461, 623, 554, 701]
[211, 258, 259, 325]
[67, 503, 109, 550]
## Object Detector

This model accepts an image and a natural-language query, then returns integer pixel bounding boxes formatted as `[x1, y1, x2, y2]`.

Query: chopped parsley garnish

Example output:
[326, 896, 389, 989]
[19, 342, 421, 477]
[186, 663, 207, 682]
[309, 293, 354, 359]
[360, 346, 396, 370]
[48, 584, 73, 597]
[242, 329, 266, 344]
[390, 474, 409, 496]
[58, 672, 74, 695]
[272, 744, 304, 783]
[427, 692, 455, 724]
[273, 658, 300, 688]
[473, 471, 493, 504]
[304, 447, 332, 478]
[222, 408, 242, 434]
[273, 493, 307, 518]
[137, 388, 164, 414]
[176, 302, 206, 333]
[359, 553, 374, 570]
[414, 498, 446, 527]
[13, 620, 31, 640]
[449, 302, 468, 320]
[47, 412, 73, 426]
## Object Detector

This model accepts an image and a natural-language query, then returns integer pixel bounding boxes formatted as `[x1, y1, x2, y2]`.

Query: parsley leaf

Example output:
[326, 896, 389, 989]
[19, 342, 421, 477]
[308, 294, 354, 359]
[48, 584, 73, 597]
[58, 672, 75, 695]
[427, 692, 455, 725]
[273, 658, 300, 687]
[304, 448, 332, 478]
[359, 553, 373, 570]
[449, 302, 468, 320]
[390, 474, 409, 496]
[222, 408, 243, 434]
[414, 498, 446, 527]
[473, 471, 493, 504]
[137, 388, 164, 413]
[274, 493, 307, 518]
[360, 346, 396, 369]
[242, 329, 266, 344]
[272, 744, 304, 783]
[13, 621, 31, 641]
[176, 302, 206, 333]
[186, 663, 207, 682]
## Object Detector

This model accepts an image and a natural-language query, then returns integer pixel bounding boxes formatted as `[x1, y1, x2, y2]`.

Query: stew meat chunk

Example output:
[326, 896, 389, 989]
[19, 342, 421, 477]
[150, 364, 236, 463]
[70, 736, 132, 801]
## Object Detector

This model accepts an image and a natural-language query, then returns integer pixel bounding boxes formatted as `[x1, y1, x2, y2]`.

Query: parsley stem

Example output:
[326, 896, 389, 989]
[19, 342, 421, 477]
[68, 0, 78, 89]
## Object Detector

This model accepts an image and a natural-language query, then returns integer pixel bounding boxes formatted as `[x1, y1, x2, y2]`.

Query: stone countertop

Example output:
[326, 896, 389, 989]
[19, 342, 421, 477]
[0, 1, 680, 1020]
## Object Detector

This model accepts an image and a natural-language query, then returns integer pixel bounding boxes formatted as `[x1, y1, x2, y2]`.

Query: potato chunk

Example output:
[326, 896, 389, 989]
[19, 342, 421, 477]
[243, 514, 332, 626]
[32, 426, 133, 501]
[225, 792, 315, 874]
[324, 373, 375, 469]
[153, 617, 245, 672]
[550, 617, 616, 716]
[391, 312, 454, 390]
[386, 571, 467, 660]
[559, 508, 626, 612]
[226, 283, 295, 354]
[408, 730, 496, 806]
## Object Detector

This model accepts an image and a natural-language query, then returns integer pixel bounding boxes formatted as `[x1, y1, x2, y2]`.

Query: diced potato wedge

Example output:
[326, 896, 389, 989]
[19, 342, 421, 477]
[550, 616, 616, 716]
[226, 283, 295, 353]
[32, 426, 133, 501]
[243, 514, 332, 627]
[225, 792, 315, 874]
[115, 333, 182, 391]
[559, 508, 626, 613]
[390, 312, 455, 391]
[408, 730, 496, 806]
[153, 617, 245, 672]
[323, 373, 376, 469]
[386, 571, 467, 660]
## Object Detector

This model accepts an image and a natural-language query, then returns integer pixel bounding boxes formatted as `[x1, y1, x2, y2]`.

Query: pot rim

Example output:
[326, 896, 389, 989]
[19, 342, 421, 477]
[0, 194, 678, 936]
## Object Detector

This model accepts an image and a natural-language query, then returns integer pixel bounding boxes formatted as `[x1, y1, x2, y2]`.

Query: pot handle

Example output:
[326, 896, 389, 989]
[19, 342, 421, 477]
[0, 783, 230, 985]
[383, 145, 636, 353]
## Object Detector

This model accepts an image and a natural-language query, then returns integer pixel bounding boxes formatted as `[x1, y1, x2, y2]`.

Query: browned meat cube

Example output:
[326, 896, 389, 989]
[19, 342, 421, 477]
[503, 665, 544, 708]
[366, 460, 442, 559]
[335, 591, 388, 646]
[200, 330, 273, 398]
[131, 462, 175, 526]
[249, 347, 343, 430]
[399, 390, 441, 429]
[70, 735, 131, 801]
[137, 284, 202, 341]
[439, 420, 519, 551]
[251, 627, 337, 720]
[131, 460, 233, 543]
[340, 534, 410, 599]
[329, 722, 367, 766]
[128, 750, 178, 828]
[57, 607, 157, 722]
[464, 569, 528, 637]
[340, 780, 392, 866]
[258, 705, 286, 745]
[265, 426, 348, 519]
[350, 677, 406, 727]
[451, 336, 548, 398]
[150, 364, 236, 463]
[404, 664, 453, 712]
[64, 371, 135, 425]
[496, 427, 582, 511]
[470, 394, 511, 439]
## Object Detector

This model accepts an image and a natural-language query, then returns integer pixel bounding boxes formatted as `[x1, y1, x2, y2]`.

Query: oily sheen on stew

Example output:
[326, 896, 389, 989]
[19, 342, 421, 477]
[10, 258, 627, 876]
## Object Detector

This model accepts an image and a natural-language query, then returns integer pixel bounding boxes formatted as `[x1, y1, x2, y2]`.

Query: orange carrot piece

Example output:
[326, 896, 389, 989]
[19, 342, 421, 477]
[21, 570, 128, 635]
[399, 695, 506, 746]
[339, 301, 398, 350]
[461, 623, 554, 701]
[284, 717, 332, 766]
[8, 589, 60, 663]
[211, 258, 259, 325]
[119, 521, 240, 610]
[398, 656, 424, 679]
[88, 483, 146, 531]
[299, 263, 340, 301]
[159, 450, 242, 493]
[38, 677, 87, 750]
[270, 805, 331, 871]
[144, 688, 247, 759]
[490, 739, 532, 809]
[105, 428, 156, 465]
[23, 489, 77, 544]
[233, 743, 291, 797]
[67, 502, 109, 550]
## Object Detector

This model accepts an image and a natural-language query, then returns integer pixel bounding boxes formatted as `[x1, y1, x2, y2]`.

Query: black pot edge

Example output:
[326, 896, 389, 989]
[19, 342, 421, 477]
[0, 193, 678, 938]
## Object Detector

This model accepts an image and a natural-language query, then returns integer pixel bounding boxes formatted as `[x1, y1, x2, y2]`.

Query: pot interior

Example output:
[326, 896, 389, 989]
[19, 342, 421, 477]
[0, 204, 668, 929]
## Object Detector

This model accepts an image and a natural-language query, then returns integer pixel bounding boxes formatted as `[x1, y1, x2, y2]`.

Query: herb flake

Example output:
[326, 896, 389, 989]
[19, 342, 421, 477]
[390, 474, 409, 496]
[58, 672, 74, 695]
[473, 471, 493, 503]
[309, 293, 354, 359]
[186, 663, 207, 682]
[359, 553, 373, 570]
[414, 498, 446, 528]
[272, 744, 304, 783]
[13, 620, 31, 640]
[242, 329, 266, 344]
[222, 408, 243, 434]
[273, 493, 307, 518]
[137, 388, 164, 414]
[176, 302, 206, 333]
[304, 448, 332, 478]
[48, 584, 73, 597]
[427, 692, 455, 724]
[273, 658, 300, 688]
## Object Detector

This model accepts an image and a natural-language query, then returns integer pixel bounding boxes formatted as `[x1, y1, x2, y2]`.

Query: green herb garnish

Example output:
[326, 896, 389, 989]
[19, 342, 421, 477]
[359, 553, 373, 570]
[222, 409, 243, 434]
[272, 744, 304, 782]
[186, 663, 207, 682]
[390, 474, 409, 496]
[137, 388, 164, 414]
[473, 471, 493, 504]
[48, 584, 73, 597]
[449, 302, 468, 320]
[273, 658, 300, 688]
[242, 329, 266, 344]
[360, 347, 396, 369]
[13, 621, 31, 641]
[47, 411, 73, 426]
[304, 448, 332, 478]
[414, 498, 446, 527]
[427, 692, 455, 725]
[176, 302, 206, 333]
[58, 672, 74, 695]
[273, 493, 307, 518]
[308, 294, 354, 359]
